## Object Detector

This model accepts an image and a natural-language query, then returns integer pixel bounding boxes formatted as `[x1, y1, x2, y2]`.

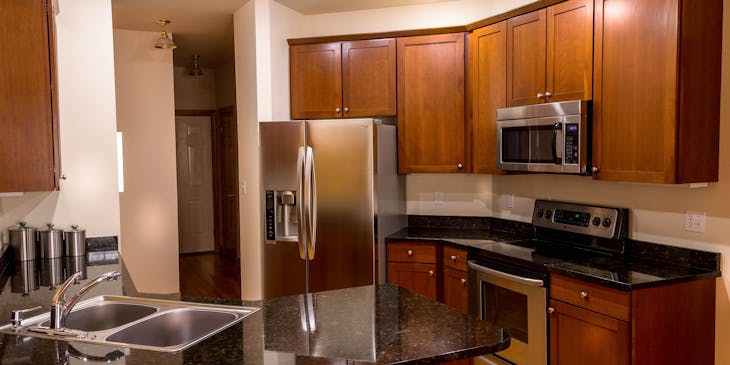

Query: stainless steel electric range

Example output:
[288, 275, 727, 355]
[468, 200, 629, 365]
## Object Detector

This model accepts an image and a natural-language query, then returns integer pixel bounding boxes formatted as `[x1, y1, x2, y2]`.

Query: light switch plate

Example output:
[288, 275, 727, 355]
[684, 211, 706, 233]
[434, 192, 444, 205]
[506, 193, 515, 209]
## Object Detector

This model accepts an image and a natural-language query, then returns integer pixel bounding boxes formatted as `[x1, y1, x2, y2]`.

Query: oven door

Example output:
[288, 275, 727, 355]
[468, 260, 547, 365]
[496, 117, 564, 173]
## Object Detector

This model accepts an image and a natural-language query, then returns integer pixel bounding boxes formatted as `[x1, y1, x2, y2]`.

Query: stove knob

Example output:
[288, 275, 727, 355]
[592, 217, 601, 226]
[544, 210, 552, 220]
[603, 217, 612, 227]
[537, 209, 544, 218]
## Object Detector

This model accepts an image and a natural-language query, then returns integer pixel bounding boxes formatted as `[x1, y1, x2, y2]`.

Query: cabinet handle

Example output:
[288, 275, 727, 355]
[450, 255, 457, 262]
[547, 307, 555, 314]
[457, 163, 464, 169]
[343, 107, 349, 113]
[580, 291, 589, 299]
[460, 278, 467, 285]
[335, 107, 341, 113]
[544, 91, 552, 98]
[428, 270, 434, 277]
[537, 93, 544, 99]
[407, 250, 413, 256]
[591, 166, 599, 174]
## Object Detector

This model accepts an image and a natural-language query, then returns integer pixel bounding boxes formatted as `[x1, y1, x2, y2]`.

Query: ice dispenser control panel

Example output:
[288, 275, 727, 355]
[265, 190, 298, 243]
[265, 190, 276, 241]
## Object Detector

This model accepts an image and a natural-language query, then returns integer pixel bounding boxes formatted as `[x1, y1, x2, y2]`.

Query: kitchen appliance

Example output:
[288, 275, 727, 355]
[468, 200, 628, 365]
[64, 225, 87, 257]
[9, 222, 38, 261]
[39, 224, 64, 259]
[260, 119, 405, 298]
[496, 100, 591, 174]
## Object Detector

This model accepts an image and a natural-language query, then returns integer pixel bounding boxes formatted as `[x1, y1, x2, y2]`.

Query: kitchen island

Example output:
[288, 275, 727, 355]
[0, 253, 509, 364]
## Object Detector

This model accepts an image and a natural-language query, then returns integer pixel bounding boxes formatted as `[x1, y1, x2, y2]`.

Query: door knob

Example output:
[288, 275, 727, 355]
[460, 278, 467, 285]
[335, 107, 341, 113]
[343, 107, 349, 113]
[407, 250, 413, 256]
[450, 255, 457, 262]
[428, 270, 434, 277]
[457, 163, 464, 169]
[537, 93, 544, 99]
[580, 291, 589, 299]
[547, 307, 555, 314]
[544, 91, 552, 98]
[591, 166, 599, 173]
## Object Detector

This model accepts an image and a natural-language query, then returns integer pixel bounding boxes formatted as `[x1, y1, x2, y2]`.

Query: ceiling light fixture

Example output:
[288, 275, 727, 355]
[154, 19, 176, 49]
[190, 54, 204, 76]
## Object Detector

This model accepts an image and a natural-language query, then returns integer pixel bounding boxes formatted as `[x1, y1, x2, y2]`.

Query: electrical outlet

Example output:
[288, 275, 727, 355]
[506, 193, 515, 209]
[434, 192, 444, 205]
[684, 211, 706, 233]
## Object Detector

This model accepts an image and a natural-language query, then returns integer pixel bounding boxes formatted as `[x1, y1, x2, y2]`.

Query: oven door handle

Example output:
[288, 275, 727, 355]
[468, 261, 544, 287]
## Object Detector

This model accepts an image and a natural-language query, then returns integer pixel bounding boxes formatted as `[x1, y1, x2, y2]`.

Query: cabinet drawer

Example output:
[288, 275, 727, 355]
[550, 274, 630, 321]
[443, 245, 468, 271]
[387, 242, 437, 263]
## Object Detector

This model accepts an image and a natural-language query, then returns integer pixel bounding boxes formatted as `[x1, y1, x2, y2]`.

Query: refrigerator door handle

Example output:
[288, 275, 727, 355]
[304, 146, 317, 260]
[296, 146, 307, 260]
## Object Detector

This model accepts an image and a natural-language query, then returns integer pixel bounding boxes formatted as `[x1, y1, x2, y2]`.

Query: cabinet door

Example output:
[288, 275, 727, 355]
[290, 42, 342, 119]
[592, 0, 679, 183]
[387, 262, 438, 301]
[549, 300, 629, 365]
[469, 22, 507, 174]
[506, 9, 547, 107]
[0, 0, 59, 192]
[546, 0, 593, 102]
[342, 39, 396, 118]
[397, 33, 466, 174]
[443, 267, 468, 313]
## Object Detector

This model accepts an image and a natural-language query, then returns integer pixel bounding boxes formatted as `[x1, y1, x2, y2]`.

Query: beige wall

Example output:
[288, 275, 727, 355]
[0, 0, 121, 242]
[216, 60, 237, 108]
[173, 66, 218, 110]
[113, 29, 180, 294]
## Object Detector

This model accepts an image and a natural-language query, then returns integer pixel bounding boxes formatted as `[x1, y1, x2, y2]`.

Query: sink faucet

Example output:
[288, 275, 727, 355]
[50, 271, 121, 329]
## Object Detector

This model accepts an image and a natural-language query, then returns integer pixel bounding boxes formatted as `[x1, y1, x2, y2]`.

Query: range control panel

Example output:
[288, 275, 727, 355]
[532, 200, 628, 239]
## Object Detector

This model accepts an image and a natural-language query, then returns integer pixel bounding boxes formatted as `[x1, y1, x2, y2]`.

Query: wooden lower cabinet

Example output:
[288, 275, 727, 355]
[387, 262, 438, 301]
[443, 267, 468, 314]
[549, 299, 629, 365]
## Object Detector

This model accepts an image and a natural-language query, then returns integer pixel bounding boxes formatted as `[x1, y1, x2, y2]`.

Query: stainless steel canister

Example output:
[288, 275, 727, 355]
[9, 222, 37, 261]
[64, 225, 86, 257]
[39, 224, 64, 259]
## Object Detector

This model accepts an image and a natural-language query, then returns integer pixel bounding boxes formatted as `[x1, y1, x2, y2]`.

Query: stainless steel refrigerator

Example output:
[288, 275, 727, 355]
[260, 118, 405, 298]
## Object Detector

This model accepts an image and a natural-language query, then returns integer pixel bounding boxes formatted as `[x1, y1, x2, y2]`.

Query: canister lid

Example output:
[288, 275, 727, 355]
[9, 222, 35, 232]
[65, 225, 86, 232]
[41, 224, 63, 232]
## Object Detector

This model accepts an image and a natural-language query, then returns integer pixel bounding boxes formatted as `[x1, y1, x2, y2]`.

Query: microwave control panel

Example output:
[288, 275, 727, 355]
[564, 123, 579, 165]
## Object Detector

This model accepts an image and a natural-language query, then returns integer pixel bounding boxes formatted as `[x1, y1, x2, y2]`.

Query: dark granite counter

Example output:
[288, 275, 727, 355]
[0, 253, 509, 364]
[387, 216, 721, 291]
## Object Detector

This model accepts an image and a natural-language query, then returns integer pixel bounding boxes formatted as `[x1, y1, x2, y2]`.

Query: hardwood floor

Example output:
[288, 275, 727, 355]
[179, 252, 241, 300]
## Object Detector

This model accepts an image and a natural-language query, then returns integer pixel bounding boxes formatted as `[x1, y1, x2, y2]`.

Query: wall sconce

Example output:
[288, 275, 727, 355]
[190, 54, 203, 76]
[154, 19, 177, 49]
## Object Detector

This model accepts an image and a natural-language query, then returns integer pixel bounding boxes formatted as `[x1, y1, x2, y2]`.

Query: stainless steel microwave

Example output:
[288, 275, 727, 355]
[496, 100, 591, 174]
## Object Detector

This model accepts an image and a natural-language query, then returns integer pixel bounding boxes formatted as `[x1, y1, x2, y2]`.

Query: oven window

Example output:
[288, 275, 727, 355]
[482, 282, 528, 364]
[502, 125, 555, 164]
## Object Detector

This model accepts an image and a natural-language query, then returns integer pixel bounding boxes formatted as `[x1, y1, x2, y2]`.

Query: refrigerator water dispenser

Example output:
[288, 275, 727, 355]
[265, 190, 298, 243]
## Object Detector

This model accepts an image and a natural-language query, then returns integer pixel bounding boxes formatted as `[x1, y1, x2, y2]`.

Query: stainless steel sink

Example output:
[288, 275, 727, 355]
[0, 295, 259, 353]
[41, 302, 158, 332]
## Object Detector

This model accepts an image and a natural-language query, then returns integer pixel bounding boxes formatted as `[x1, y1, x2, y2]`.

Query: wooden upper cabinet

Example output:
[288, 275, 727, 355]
[342, 39, 396, 117]
[507, 0, 593, 107]
[290, 39, 396, 119]
[0, 0, 59, 192]
[546, 0, 594, 103]
[397, 33, 466, 174]
[290, 43, 343, 119]
[507, 9, 547, 107]
[593, 0, 722, 183]
[469, 22, 507, 174]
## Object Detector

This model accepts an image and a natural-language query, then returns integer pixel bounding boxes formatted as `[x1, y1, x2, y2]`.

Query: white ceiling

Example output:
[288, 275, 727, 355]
[111, 0, 455, 68]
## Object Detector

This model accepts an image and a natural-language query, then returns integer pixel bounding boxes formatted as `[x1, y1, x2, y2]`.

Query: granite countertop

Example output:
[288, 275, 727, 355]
[386, 217, 721, 291]
[0, 255, 509, 364]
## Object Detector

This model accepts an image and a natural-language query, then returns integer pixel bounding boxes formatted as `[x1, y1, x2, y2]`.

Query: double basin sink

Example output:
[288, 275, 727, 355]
[0, 295, 259, 352]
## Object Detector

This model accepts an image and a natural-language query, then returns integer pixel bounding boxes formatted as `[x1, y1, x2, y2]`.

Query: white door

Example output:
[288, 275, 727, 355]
[176, 115, 215, 253]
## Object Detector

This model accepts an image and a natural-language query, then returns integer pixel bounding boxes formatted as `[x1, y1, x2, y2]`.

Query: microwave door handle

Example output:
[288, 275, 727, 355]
[552, 122, 562, 164]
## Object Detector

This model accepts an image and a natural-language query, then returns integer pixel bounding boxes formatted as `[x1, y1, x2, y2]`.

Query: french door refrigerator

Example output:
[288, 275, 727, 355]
[260, 118, 405, 298]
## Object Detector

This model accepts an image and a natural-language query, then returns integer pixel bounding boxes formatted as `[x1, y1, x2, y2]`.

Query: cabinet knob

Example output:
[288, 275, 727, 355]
[580, 291, 589, 299]
[547, 307, 555, 314]
[544, 91, 552, 98]
[428, 270, 434, 277]
[457, 163, 464, 169]
[591, 166, 599, 173]
[537, 93, 544, 99]
[343, 107, 349, 113]
[335, 107, 341, 113]
[460, 278, 467, 285]
[407, 250, 413, 256]
[450, 255, 457, 262]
